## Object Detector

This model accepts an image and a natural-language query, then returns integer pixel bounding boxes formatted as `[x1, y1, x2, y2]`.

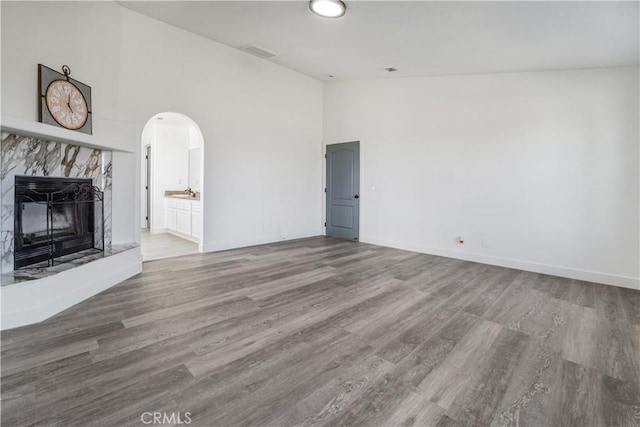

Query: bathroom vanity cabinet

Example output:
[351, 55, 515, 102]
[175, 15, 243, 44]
[164, 197, 200, 242]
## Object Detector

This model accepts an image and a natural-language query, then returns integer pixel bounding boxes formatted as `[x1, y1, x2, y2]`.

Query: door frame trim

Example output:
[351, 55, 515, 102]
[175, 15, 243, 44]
[322, 140, 361, 239]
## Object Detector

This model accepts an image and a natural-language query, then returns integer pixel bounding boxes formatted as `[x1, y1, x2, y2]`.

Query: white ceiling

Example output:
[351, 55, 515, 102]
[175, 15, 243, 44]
[119, 1, 639, 81]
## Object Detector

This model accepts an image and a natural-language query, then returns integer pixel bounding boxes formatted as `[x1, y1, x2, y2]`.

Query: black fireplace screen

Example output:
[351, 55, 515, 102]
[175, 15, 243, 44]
[14, 176, 104, 269]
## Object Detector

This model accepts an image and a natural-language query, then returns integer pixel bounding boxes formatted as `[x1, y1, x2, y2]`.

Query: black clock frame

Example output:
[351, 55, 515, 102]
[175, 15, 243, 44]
[38, 64, 93, 135]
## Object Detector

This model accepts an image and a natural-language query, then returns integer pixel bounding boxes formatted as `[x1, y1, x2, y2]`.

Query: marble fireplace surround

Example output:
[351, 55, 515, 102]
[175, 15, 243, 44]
[0, 116, 142, 330]
[1, 133, 113, 274]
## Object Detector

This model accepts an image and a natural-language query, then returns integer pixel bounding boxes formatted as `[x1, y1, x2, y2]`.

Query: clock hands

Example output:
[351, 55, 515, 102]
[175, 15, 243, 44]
[46, 80, 88, 129]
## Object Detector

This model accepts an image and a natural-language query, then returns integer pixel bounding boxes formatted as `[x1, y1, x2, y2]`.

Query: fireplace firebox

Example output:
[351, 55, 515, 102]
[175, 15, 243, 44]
[14, 176, 104, 269]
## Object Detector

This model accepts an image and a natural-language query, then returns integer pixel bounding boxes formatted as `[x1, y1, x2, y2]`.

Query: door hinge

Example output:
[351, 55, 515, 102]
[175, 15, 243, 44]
[145, 155, 148, 159]
[145, 186, 148, 190]
[324, 153, 327, 159]
[324, 188, 326, 193]
[324, 222, 327, 227]
[145, 216, 148, 221]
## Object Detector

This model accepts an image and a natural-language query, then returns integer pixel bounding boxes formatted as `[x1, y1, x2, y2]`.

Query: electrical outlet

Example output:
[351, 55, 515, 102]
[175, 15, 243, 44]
[481, 238, 489, 248]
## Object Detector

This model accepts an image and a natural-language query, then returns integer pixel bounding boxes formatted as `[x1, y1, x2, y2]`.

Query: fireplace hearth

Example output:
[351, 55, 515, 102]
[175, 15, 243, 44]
[14, 176, 104, 269]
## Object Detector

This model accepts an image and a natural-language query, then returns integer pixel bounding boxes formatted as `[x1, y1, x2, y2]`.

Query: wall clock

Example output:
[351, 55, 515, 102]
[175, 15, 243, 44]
[38, 64, 92, 135]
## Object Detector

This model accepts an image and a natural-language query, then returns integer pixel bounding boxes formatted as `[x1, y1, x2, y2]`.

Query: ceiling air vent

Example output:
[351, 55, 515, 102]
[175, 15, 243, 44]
[239, 44, 279, 59]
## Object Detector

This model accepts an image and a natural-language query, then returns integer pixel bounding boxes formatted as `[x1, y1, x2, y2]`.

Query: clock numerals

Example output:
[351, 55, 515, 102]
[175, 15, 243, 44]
[45, 80, 88, 130]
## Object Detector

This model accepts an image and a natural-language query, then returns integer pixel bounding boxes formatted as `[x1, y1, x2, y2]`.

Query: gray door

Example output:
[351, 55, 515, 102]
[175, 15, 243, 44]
[326, 141, 359, 239]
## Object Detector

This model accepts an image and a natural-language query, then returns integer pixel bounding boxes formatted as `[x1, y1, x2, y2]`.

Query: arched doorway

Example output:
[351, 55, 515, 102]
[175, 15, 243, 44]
[140, 112, 205, 261]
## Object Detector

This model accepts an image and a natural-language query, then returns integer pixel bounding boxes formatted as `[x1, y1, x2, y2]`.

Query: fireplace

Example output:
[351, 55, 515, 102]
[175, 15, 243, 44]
[14, 176, 104, 269]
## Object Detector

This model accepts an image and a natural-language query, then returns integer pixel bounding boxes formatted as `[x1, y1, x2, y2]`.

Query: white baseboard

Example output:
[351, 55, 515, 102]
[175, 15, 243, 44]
[360, 235, 639, 291]
[1, 246, 143, 330]
[202, 231, 321, 253]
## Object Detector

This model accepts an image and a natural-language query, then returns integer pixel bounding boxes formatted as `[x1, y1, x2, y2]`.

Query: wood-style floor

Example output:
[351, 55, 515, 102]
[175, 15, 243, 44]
[2, 237, 639, 426]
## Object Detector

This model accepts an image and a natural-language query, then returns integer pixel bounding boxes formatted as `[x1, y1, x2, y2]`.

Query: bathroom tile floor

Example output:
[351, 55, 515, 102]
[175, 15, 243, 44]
[141, 229, 198, 262]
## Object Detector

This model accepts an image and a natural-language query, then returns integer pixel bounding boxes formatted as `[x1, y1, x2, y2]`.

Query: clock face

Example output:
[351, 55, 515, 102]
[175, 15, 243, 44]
[45, 80, 89, 130]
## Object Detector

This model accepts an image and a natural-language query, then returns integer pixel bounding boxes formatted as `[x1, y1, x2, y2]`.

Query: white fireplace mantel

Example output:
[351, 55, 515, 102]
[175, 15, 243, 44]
[1, 115, 136, 153]
[1, 115, 141, 330]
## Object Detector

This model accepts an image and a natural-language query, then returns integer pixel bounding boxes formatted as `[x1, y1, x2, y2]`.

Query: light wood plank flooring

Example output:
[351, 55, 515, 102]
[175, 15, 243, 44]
[2, 237, 639, 426]
[141, 229, 199, 261]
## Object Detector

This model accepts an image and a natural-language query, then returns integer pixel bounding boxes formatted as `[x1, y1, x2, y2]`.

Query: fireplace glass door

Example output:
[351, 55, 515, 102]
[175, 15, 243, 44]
[14, 176, 103, 269]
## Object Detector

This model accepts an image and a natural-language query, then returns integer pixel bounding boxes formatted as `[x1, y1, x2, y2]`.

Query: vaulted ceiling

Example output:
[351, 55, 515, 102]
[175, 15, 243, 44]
[119, 1, 639, 81]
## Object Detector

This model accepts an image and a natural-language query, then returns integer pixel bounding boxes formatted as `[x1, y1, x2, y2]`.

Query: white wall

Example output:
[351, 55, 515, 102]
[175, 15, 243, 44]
[189, 148, 202, 192]
[324, 67, 640, 289]
[2, 1, 323, 255]
[117, 6, 323, 250]
[148, 122, 190, 231]
[188, 127, 203, 192]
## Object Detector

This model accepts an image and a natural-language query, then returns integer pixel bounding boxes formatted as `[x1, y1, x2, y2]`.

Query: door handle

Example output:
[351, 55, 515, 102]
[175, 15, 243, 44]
[354, 195, 359, 199]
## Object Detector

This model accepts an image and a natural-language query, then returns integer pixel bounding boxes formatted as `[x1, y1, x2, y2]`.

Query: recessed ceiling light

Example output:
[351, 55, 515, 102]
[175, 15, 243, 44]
[309, 0, 346, 18]
[385, 67, 398, 72]
[157, 117, 164, 120]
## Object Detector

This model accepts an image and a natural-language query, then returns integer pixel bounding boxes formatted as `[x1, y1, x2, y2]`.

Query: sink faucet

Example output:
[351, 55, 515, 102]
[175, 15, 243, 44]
[185, 187, 194, 197]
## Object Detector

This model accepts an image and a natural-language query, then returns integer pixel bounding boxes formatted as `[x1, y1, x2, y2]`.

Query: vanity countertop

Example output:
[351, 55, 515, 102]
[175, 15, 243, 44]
[164, 193, 200, 201]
